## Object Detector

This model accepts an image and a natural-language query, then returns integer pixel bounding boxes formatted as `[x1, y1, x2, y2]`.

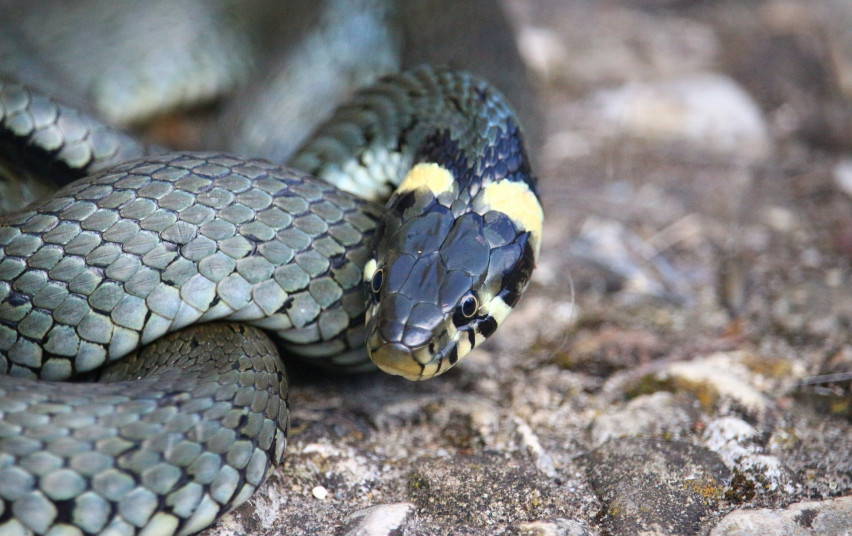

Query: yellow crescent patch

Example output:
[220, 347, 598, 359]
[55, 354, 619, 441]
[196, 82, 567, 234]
[397, 162, 455, 196]
[475, 180, 543, 257]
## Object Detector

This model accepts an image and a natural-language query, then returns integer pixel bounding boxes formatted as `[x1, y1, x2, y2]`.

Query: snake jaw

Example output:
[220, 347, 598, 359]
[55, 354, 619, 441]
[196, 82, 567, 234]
[364, 295, 448, 380]
[366, 329, 452, 380]
[367, 339, 430, 380]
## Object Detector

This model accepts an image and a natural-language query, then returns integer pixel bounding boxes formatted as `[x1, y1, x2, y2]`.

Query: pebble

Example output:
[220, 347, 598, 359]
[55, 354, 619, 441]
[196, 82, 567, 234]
[833, 158, 852, 198]
[591, 73, 771, 161]
[702, 417, 796, 495]
[591, 392, 694, 446]
[710, 495, 852, 535]
[582, 438, 730, 536]
[657, 352, 772, 418]
[338, 503, 415, 536]
[515, 519, 596, 536]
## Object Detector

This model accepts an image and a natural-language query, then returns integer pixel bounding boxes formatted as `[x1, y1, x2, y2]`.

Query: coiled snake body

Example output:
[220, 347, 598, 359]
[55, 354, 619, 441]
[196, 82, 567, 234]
[0, 67, 542, 535]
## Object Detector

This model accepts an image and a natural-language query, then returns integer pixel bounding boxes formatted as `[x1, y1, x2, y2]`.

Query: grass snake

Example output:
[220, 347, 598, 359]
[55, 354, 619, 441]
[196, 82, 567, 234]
[0, 66, 542, 536]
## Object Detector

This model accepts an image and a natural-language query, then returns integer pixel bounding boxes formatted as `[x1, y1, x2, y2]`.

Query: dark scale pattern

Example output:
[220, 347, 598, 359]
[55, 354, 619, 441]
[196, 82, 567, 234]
[475, 118, 537, 193]
[498, 238, 537, 307]
[417, 130, 470, 189]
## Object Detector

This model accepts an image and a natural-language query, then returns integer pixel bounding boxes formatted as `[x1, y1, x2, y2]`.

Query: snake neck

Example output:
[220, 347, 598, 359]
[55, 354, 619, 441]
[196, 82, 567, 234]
[289, 65, 538, 205]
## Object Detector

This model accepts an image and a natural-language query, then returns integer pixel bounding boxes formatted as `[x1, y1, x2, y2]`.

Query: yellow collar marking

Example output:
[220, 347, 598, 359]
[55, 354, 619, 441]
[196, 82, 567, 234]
[397, 163, 455, 196]
[476, 180, 543, 257]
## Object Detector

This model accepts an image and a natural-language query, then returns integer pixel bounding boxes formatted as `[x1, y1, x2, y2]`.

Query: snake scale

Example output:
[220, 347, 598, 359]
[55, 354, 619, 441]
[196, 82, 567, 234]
[0, 66, 542, 535]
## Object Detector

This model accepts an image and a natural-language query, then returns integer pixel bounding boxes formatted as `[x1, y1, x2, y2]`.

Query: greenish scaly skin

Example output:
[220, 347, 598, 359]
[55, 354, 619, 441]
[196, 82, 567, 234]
[0, 66, 539, 536]
[0, 323, 288, 536]
[0, 79, 155, 213]
[0, 154, 380, 536]
[0, 154, 380, 379]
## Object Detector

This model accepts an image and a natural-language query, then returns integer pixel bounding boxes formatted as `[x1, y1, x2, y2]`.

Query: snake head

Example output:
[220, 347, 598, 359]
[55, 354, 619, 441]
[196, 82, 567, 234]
[364, 162, 541, 380]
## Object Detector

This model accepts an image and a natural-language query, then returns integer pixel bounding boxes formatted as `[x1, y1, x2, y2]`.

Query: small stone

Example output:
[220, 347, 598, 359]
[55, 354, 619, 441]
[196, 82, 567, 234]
[710, 496, 852, 536]
[311, 485, 328, 500]
[514, 519, 594, 536]
[833, 158, 852, 198]
[592, 73, 770, 161]
[656, 352, 771, 418]
[339, 503, 415, 536]
[702, 417, 795, 495]
[591, 392, 694, 446]
[582, 438, 730, 536]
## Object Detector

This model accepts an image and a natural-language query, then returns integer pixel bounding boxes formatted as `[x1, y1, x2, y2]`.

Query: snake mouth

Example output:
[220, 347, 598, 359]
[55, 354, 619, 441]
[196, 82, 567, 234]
[367, 334, 448, 381]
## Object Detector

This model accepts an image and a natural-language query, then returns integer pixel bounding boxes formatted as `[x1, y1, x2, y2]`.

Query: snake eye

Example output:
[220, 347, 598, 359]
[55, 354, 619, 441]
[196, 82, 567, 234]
[369, 268, 384, 302]
[453, 292, 479, 326]
[461, 294, 478, 317]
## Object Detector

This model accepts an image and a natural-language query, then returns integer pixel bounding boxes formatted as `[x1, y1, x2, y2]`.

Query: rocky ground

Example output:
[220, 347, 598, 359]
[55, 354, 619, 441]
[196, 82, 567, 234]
[205, 1, 852, 535]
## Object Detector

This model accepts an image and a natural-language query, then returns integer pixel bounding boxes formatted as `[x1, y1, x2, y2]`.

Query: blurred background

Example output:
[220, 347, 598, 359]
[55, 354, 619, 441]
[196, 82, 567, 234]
[2, 1, 851, 534]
